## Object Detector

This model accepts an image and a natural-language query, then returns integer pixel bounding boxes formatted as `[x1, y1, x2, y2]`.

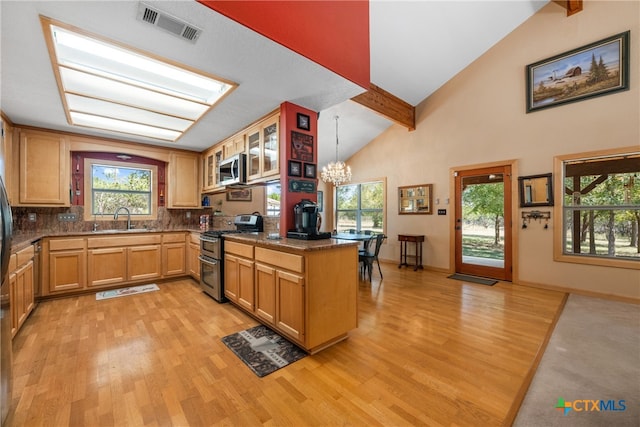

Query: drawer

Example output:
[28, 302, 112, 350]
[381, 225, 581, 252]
[16, 245, 35, 267]
[224, 241, 253, 258]
[88, 234, 161, 248]
[255, 247, 304, 273]
[190, 232, 201, 244]
[48, 238, 86, 251]
[162, 233, 186, 243]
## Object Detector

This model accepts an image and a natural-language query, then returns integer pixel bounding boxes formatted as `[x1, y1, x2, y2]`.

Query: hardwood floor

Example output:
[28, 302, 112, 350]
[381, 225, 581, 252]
[6, 264, 566, 426]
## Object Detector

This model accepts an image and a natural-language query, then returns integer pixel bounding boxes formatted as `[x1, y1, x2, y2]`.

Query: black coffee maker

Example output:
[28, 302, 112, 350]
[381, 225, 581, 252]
[287, 199, 331, 240]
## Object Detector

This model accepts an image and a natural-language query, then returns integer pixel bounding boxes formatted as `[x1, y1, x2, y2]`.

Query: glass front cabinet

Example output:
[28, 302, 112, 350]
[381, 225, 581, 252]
[247, 113, 279, 181]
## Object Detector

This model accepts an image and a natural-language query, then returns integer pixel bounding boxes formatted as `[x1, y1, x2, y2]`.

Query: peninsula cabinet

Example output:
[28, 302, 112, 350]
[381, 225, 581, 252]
[224, 241, 254, 311]
[9, 244, 35, 338]
[223, 235, 358, 354]
[16, 128, 70, 206]
[167, 152, 200, 209]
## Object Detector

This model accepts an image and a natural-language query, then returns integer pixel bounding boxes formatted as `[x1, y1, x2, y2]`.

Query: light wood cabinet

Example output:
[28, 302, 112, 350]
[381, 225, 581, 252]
[1, 117, 14, 203]
[45, 238, 87, 294]
[16, 128, 70, 206]
[162, 233, 186, 277]
[224, 241, 254, 311]
[187, 233, 201, 280]
[9, 245, 36, 338]
[202, 145, 223, 192]
[223, 133, 246, 159]
[167, 152, 200, 209]
[128, 245, 162, 281]
[87, 247, 126, 287]
[223, 237, 357, 353]
[247, 113, 279, 182]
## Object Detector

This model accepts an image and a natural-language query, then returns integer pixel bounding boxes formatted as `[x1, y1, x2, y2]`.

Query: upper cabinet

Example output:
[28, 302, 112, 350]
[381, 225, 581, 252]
[202, 145, 223, 192]
[16, 129, 70, 206]
[247, 113, 279, 182]
[223, 133, 246, 159]
[167, 151, 201, 209]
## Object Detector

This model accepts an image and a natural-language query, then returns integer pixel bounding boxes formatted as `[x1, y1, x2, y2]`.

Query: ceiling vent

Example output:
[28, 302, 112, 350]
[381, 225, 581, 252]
[136, 3, 202, 43]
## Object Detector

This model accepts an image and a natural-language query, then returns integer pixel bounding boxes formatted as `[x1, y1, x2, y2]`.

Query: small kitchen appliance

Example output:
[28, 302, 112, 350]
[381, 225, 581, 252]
[286, 199, 331, 240]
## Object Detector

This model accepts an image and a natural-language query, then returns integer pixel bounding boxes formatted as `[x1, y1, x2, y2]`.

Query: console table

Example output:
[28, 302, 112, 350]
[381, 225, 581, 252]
[398, 234, 425, 271]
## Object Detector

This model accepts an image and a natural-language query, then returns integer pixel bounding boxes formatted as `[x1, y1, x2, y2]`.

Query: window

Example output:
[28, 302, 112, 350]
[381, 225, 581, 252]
[84, 159, 158, 221]
[266, 181, 281, 216]
[336, 180, 385, 233]
[555, 148, 639, 269]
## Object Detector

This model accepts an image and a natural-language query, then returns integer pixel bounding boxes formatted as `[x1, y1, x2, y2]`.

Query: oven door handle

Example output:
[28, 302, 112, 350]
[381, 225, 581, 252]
[199, 255, 218, 266]
[199, 235, 219, 244]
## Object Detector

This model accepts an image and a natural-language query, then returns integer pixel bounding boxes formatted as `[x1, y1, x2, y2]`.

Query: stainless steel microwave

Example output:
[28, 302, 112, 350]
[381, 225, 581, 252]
[217, 153, 246, 186]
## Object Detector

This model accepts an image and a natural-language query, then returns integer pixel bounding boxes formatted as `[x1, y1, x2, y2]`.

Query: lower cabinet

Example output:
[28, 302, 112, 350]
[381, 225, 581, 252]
[10, 244, 36, 338]
[42, 232, 188, 297]
[187, 233, 200, 280]
[223, 237, 358, 353]
[224, 241, 254, 311]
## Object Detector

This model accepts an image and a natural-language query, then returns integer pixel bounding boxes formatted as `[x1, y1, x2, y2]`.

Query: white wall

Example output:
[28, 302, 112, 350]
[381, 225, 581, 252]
[342, 1, 639, 299]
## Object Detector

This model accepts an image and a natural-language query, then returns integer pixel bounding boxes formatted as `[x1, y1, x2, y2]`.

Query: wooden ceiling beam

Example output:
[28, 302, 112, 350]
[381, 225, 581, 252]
[553, 0, 583, 17]
[351, 83, 415, 131]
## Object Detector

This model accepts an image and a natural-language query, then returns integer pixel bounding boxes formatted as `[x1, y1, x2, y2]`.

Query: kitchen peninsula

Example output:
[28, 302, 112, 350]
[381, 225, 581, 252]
[223, 234, 359, 354]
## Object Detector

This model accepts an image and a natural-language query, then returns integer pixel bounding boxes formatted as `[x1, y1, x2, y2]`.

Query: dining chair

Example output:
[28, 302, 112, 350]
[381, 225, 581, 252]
[359, 233, 385, 281]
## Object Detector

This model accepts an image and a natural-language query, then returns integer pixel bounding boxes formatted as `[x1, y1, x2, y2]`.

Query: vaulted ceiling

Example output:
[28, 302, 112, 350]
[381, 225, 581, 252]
[1, 1, 550, 168]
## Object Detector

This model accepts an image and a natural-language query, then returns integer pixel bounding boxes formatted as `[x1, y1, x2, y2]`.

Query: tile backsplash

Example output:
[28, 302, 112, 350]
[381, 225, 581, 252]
[11, 206, 279, 234]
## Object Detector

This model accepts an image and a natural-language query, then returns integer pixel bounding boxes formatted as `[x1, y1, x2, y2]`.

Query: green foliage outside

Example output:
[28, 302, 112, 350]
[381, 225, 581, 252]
[92, 165, 151, 215]
[336, 182, 384, 231]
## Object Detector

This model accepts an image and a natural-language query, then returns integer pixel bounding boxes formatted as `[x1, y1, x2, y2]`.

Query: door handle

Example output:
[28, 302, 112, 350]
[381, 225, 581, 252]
[455, 226, 461, 230]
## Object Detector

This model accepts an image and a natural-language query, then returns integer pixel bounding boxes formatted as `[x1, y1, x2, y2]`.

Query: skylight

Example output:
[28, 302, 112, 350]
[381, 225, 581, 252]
[41, 16, 237, 142]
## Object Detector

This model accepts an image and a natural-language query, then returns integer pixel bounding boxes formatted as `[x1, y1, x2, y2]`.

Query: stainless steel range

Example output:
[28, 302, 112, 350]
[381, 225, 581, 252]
[199, 213, 263, 302]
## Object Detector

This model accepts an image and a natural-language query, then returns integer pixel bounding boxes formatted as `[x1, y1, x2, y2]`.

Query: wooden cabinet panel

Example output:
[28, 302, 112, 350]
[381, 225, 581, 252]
[127, 245, 161, 281]
[224, 254, 239, 301]
[255, 247, 303, 273]
[276, 270, 304, 341]
[202, 146, 222, 192]
[167, 152, 200, 208]
[162, 243, 186, 277]
[246, 113, 279, 182]
[188, 241, 201, 280]
[18, 129, 70, 206]
[10, 246, 35, 338]
[236, 257, 254, 311]
[49, 249, 86, 292]
[87, 248, 126, 287]
[255, 263, 276, 325]
[9, 273, 17, 337]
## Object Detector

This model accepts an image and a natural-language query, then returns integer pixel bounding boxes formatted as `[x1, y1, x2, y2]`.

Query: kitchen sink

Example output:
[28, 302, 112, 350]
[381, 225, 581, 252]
[91, 228, 156, 234]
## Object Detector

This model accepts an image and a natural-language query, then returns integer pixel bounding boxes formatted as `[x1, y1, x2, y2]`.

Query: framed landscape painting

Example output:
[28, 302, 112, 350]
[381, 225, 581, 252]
[526, 31, 629, 113]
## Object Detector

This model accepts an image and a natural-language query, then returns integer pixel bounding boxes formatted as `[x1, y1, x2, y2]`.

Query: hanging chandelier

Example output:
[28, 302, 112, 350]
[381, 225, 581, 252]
[321, 115, 352, 186]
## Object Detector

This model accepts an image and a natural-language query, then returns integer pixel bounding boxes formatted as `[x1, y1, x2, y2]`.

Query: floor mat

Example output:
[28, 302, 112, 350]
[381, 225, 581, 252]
[447, 273, 497, 286]
[222, 325, 307, 377]
[96, 284, 159, 300]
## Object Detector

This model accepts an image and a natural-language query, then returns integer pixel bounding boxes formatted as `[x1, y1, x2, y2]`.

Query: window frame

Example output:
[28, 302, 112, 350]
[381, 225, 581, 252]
[553, 146, 639, 270]
[265, 181, 281, 217]
[335, 178, 386, 234]
[83, 158, 158, 222]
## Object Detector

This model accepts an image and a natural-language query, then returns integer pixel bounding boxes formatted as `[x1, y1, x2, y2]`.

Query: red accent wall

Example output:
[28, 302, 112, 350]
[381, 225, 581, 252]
[279, 101, 318, 233]
[198, 0, 370, 89]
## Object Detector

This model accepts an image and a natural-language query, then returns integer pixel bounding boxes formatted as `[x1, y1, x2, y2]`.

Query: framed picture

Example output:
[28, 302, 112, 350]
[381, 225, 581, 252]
[288, 160, 302, 177]
[297, 113, 310, 131]
[291, 131, 314, 162]
[304, 163, 316, 179]
[526, 31, 629, 113]
[317, 191, 323, 212]
[398, 184, 433, 214]
[226, 188, 252, 202]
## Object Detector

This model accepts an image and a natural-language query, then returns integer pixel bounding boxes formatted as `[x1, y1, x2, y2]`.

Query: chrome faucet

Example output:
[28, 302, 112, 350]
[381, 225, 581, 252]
[114, 206, 132, 230]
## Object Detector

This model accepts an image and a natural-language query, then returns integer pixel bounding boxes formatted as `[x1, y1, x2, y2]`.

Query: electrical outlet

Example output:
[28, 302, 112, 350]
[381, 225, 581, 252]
[58, 213, 78, 222]
[185, 211, 191, 219]
[28, 213, 36, 222]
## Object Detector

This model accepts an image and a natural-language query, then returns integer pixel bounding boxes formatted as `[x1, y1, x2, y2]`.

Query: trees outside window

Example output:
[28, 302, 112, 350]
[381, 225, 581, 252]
[336, 180, 385, 233]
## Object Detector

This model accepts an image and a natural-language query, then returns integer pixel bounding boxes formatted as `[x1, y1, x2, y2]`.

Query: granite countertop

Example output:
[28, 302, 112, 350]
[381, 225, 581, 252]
[10, 228, 205, 254]
[224, 232, 359, 252]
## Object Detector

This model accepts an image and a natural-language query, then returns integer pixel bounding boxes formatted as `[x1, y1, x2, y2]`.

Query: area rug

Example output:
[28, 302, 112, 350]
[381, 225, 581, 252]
[447, 273, 497, 286]
[513, 294, 640, 426]
[222, 325, 307, 377]
[95, 284, 159, 300]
